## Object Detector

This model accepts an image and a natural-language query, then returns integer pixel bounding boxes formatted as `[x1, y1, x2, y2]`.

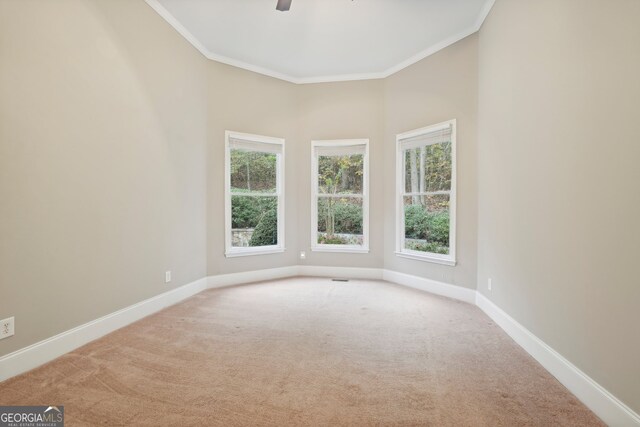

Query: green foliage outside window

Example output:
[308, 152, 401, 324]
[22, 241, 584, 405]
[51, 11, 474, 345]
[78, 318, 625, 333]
[403, 140, 452, 255]
[230, 150, 277, 193]
[317, 198, 362, 235]
[317, 154, 364, 243]
[229, 148, 279, 248]
[318, 154, 363, 195]
[404, 204, 450, 254]
[249, 208, 277, 246]
[231, 194, 276, 229]
[404, 204, 449, 244]
[404, 142, 452, 193]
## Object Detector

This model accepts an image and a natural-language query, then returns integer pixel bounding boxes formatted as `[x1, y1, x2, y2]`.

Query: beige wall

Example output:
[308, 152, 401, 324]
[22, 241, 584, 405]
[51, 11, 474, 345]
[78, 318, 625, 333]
[477, 0, 640, 413]
[297, 80, 385, 268]
[207, 77, 387, 273]
[206, 53, 478, 279]
[0, 0, 482, 358]
[383, 35, 479, 289]
[0, 0, 208, 356]
[207, 62, 299, 275]
[2, 0, 636, 415]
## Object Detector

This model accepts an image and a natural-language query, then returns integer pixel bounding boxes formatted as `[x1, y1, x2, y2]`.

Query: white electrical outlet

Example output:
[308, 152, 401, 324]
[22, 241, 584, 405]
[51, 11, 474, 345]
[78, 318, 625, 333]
[488, 278, 492, 291]
[299, 251, 306, 260]
[0, 317, 14, 340]
[165, 271, 172, 283]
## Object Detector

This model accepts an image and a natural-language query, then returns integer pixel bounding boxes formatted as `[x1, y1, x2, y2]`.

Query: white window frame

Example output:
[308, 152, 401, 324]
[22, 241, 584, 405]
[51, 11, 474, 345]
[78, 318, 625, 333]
[224, 130, 285, 257]
[311, 139, 370, 254]
[395, 119, 457, 266]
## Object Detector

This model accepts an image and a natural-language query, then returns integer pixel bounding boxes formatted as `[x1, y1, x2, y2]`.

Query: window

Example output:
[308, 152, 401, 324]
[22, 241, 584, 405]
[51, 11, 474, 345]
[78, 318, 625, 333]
[396, 120, 456, 265]
[311, 139, 369, 253]
[225, 131, 284, 257]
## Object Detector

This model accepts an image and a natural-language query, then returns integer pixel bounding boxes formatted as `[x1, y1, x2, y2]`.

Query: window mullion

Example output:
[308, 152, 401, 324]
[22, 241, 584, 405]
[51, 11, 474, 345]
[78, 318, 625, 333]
[230, 192, 278, 197]
[403, 190, 451, 197]
[317, 193, 363, 198]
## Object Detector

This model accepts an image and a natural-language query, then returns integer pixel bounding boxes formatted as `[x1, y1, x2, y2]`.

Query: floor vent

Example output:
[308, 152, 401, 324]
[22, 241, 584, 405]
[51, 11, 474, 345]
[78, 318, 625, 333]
[331, 278, 349, 282]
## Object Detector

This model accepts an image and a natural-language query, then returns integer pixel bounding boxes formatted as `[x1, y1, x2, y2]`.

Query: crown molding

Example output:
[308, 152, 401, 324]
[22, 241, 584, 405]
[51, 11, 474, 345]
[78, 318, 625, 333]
[144, 0, 495, 85]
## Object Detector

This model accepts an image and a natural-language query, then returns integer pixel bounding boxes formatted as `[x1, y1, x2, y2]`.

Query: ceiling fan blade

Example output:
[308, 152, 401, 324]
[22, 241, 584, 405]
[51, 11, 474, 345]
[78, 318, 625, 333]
[276, 0, 292, 11]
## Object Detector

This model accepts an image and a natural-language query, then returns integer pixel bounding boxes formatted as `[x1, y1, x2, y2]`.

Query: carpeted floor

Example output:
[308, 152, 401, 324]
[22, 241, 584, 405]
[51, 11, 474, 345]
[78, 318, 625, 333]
[0, 277, 603, 426]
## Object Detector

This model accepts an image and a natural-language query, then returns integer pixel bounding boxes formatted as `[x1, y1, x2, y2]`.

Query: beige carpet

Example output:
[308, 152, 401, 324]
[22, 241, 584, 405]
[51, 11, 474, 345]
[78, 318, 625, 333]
[0, 277, 603, 426]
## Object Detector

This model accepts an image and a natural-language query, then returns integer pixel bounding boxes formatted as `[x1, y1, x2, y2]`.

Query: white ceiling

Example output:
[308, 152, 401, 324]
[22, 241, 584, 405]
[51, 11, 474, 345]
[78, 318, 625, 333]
[146, 0, 494, 84]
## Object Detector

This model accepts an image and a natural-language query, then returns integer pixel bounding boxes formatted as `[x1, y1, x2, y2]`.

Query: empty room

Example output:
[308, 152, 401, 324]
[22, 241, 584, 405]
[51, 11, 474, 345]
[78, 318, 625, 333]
[1, 0, 639, 425]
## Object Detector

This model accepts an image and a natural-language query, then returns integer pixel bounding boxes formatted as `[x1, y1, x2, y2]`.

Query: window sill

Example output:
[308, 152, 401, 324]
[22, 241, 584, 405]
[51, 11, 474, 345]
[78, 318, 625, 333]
[395, 251, 456, 266]
[311, 246, 369, 254]
[225, 247, 285, 258]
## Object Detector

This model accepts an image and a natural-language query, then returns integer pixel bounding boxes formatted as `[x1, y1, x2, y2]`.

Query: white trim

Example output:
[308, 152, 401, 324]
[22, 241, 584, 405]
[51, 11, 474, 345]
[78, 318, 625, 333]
[143, 0, 495, 84]
[224, 131, 285, 258]
[476, 293, 640, 427]
[208, 266, 299, 288]
[396, 122, 452, 143]
[311, 139, 370, 149]
[0, 268, 461, 384]
[3, 265, 637, 427]
[224, 247, 285, 258]
[311, 246, 369, 254]
[311, 139, 370, 254]
[396, 119, 457, 266]
[395, 251, 456, 266]
[298, 266, 383, 280]
[227, 130, 285, 147]
[144, 0, 211, 60]
[474, 0, 497, 33]
[381, 10, 486, 79]
[0, 277, 207, 383]
[383, 269, 475, 304]
[144, 0, 297, 83]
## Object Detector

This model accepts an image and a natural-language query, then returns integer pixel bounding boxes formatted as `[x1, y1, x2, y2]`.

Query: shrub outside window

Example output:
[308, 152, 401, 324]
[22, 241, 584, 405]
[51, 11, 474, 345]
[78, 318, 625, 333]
[396, 120, 456, 266]
[225, 131, 284, 257]
[311, 140, 369, 253]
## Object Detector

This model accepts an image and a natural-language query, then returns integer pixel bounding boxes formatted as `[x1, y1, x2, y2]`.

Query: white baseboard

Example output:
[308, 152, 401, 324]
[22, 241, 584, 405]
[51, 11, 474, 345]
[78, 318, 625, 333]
[296, 266, 476, 304]
[0, 266, 470, 383]
[2, 267, 637, 426]
[383, 269, 477, 304]
[298, 265, 383, 280]
[476, 292, 640, 426]
[0, 277, 207, 383]
[208, 266, 299, 289]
